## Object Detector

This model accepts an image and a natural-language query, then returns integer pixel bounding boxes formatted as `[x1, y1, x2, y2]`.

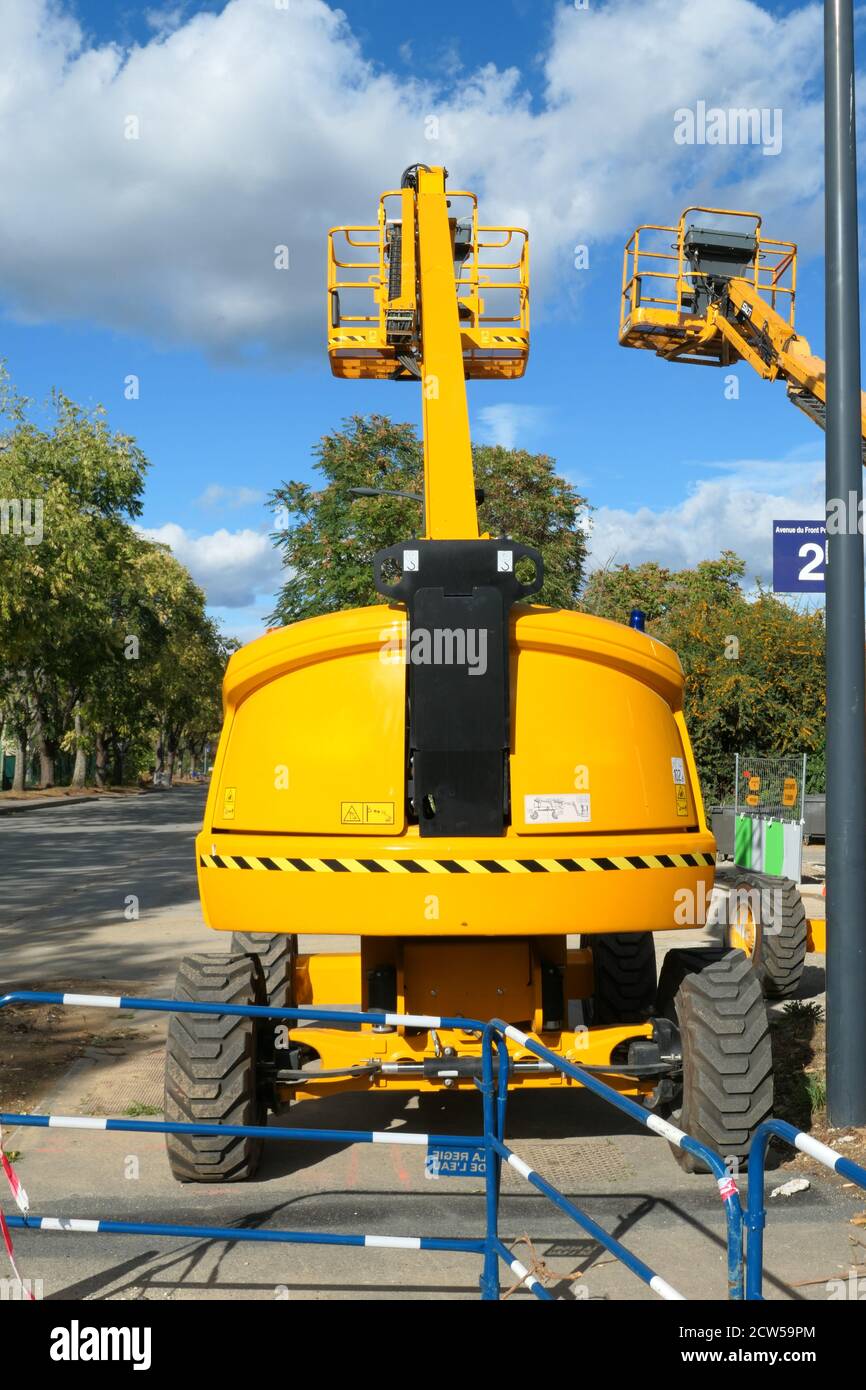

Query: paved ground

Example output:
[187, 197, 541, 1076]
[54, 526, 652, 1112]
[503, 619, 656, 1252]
[0, 787, 354, 988]
[2, 791, 856, 1303]
[1, 787, 210, 988]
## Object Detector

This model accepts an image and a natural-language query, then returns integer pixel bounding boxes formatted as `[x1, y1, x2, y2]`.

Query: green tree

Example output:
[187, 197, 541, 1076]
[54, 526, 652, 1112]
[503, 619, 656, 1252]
[79, 539, 231, 788]
[581, 551, 746, 622]
[0, 367, 232, 791]
[0, 368, 147, 787]
[149, 606, 233, 787]
[582, 554, 825, 800]
[269, 414, 589, 622]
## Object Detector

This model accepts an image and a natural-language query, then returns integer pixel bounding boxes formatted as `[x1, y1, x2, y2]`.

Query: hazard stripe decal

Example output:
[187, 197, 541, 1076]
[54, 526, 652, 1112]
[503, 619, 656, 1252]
[200, 851, 715, 875]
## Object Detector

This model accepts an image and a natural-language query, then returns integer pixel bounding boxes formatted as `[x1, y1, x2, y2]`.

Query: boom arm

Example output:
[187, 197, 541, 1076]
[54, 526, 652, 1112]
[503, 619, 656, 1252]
[715, 278, 866, 453]
[326, 166, 540, 838]
[415, 166, 478, 539]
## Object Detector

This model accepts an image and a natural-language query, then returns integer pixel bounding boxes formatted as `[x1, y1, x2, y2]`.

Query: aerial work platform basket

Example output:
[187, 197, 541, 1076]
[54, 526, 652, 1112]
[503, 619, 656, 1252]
[619, 207, 797, 365]
[327, 167, 529, 381]
[620, 205, 866, 453]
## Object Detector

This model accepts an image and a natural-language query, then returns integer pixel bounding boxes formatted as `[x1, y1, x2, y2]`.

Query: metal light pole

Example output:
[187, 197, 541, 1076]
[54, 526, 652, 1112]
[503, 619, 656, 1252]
[824, 0, 866, 1125]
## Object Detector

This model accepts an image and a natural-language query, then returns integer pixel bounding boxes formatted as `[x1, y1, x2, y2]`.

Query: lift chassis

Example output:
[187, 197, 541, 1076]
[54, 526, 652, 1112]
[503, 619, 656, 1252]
[166, 168, 772, 1183]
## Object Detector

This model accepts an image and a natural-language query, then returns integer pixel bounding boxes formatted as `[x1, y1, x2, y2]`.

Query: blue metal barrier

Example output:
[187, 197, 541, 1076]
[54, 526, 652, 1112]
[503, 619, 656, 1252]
[481, 1022, 743, 1299]
[0, 988, 852, 1301]
[744, 1118, 866, 1300]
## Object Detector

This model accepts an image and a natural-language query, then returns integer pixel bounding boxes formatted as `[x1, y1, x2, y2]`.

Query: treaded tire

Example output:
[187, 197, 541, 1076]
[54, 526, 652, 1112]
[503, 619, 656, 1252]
[231, 931, 296, 1010]
[164, 953, 265, 1183]
[586, 933, 657, 1024]
[722, 870, 807, 1000]
[658, 948, 773, 1174]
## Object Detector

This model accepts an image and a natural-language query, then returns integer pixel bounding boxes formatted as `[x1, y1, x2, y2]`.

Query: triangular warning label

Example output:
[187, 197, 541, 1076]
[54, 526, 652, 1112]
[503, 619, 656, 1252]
[342, 802, 362, 824]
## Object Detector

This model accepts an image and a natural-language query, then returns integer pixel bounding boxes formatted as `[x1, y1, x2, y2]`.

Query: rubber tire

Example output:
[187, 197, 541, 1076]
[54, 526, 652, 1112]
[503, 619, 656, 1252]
[724, 870, 808, 1000]
[658, 948, 773, 1174]
[585, 933, 658, 1024]
[164, 953, 266, 1183]
[231, 931, 296, 1010]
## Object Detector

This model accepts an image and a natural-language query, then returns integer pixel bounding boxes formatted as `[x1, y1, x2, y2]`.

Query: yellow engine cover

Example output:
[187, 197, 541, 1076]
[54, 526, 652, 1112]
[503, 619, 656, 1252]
[196, 604, 715, 937]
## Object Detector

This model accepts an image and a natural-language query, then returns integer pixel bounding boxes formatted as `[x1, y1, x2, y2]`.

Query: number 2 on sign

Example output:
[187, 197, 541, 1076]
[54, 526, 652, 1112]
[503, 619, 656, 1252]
[798, 541, 827, 584]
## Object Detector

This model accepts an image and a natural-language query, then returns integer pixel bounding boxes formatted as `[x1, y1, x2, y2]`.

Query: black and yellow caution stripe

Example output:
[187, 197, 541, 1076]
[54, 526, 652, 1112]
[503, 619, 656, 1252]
[199, 852, 715, 875]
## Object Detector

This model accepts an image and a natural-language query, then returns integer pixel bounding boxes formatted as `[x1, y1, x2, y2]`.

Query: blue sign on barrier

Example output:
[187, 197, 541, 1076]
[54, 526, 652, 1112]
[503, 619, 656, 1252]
[425, 1142, 486, 1178]
[772, 519, 827, 593]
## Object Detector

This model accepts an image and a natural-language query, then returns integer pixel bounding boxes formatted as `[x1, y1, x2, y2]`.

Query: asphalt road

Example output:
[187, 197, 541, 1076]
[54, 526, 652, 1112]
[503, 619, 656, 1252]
[0, 787, 212, 988]
[0, 789, 854, 1303]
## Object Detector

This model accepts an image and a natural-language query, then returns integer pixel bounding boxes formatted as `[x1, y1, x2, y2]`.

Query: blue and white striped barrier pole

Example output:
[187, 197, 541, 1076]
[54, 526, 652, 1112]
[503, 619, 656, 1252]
[491, 1135, 685, 1300]
[745, 1119, 866, 1300]
[479, 1022, 501, 1300]
[488, 1020, 745, 1300]
[481, 1023, 689, 1300]
[2, 1213, 487, 1257]
[1, 1109, 489, 1152]
[492, 1237, 555, 1301]
[0, 990, 489, 1034]
[0, 1116, 561, 1301]
[0, 1110, 496, 1292]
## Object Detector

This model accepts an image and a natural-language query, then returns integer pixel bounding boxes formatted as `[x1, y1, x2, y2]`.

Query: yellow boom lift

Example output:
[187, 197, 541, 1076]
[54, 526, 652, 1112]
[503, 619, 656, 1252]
[619, 207, 866, 455]
[164, 169, 775, 1183]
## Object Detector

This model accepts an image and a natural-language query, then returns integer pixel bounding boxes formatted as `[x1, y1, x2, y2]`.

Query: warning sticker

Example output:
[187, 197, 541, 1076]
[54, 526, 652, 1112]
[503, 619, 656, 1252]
[222, 786, 236, 820]
[782, 777, 798, 808]
[524, 794, 591, 825]
[341, 801, 395, 826]
[671, 757, 686, 785]
[675, 785, 688, 817]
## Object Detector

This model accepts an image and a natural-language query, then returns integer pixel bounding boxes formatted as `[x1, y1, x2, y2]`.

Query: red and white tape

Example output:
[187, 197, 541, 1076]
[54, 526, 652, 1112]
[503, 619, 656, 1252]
[0, 1123, 35, 1300]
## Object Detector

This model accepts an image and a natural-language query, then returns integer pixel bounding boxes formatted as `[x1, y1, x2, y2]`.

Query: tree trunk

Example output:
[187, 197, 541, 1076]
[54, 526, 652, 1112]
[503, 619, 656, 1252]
[165, 746, 176, 787]
[94, 730, 109, 790]
[12, 731, 26, 794]
[33, 709, 55, 788]
[71, 708, 87, 787]
[154, 731, 165, 786]
[38, 746, 54, 788]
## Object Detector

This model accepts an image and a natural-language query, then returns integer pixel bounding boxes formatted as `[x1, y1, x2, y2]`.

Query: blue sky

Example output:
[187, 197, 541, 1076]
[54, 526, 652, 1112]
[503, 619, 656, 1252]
[0, 0, 859, 639]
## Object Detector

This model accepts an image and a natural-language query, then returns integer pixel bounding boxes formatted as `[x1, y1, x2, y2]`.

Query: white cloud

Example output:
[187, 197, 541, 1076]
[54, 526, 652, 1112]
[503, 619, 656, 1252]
[138, 521, 283, 607]
[144, 4, 188, 35]
[0, 0, 833, 361]
[194, 483, 266, 509]
[476, 403, 548, 449]
[586, 455, 824, 582]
